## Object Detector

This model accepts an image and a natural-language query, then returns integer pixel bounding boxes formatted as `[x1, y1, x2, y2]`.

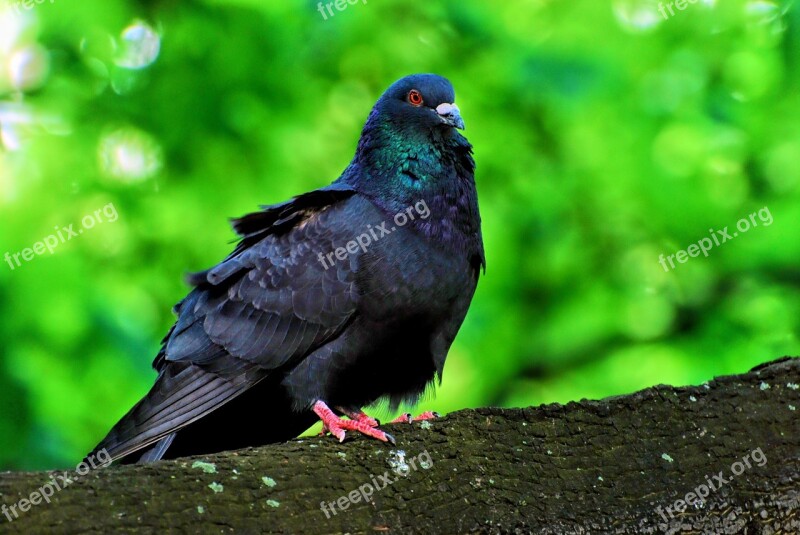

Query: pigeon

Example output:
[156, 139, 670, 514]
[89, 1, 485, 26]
[88, 73, 485, 463]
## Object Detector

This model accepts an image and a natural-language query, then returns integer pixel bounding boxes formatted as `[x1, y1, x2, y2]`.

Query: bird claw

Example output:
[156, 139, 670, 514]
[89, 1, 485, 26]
[338, 408, 380, 428]
[414, 411, 440, 421]
[390, 413, 413, 424]
[314, 401, 393, 444]
[390, 411, 440, 424]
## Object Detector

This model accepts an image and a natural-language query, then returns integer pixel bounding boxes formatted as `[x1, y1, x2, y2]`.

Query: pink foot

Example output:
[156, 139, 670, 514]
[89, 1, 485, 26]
[340, 408, 380, 428]
[313, 401, 395, 444]
[390, 411, 440, 424]
[319, 408, 380, 435]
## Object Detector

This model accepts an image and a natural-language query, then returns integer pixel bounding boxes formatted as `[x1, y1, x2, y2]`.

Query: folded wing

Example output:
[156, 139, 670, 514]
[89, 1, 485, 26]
[91, 186, 364, 462]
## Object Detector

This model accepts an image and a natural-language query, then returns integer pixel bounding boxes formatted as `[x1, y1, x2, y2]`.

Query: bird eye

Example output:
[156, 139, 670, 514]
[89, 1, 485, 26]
[407, 89, 423, 107]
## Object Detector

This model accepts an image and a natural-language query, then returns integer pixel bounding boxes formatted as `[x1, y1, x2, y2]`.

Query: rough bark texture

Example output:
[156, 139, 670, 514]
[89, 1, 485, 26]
[1, 357, 798, 534]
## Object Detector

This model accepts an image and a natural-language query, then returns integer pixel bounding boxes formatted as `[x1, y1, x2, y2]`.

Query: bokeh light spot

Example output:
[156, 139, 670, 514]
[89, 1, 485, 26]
[98, 127, 162, 183]
[114, 20, 160, 70]
[613, 0, 663, 33]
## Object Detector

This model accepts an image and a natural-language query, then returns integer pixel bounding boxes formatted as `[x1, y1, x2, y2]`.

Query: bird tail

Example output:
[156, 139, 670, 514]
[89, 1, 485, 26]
[86, 360, 265, 464]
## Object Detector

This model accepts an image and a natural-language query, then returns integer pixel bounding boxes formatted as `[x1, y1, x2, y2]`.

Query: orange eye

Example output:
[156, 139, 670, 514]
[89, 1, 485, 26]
[407, 89, 423, 106]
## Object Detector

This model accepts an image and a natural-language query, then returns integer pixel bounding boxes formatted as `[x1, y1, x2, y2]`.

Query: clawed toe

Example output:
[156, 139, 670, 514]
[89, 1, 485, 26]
[314, 401, 392, 444]
[390, 411, 440, 424]
[338, 408, 380, 427]
[313, 402, 437, 443]
[390, 413, 413, 424]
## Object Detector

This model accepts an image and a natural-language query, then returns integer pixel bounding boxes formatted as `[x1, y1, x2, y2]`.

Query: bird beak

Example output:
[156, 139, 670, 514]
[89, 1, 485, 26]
[436, 103, 465, 130]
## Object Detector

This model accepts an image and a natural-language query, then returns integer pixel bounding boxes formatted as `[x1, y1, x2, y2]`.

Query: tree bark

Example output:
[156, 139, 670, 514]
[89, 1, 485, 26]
[1, 357, 798, 534]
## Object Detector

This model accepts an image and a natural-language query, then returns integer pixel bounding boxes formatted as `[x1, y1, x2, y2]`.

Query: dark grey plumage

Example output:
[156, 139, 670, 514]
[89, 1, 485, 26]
[89, 73, 484, 463]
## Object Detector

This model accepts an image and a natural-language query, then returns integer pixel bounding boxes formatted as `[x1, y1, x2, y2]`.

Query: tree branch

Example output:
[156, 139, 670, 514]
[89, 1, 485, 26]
[2, 357, 799, 534]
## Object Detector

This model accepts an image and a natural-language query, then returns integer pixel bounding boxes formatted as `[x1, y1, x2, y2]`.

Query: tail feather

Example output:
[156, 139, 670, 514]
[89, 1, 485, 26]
[133, 434, 176, 464]
[89, 360, 266, 463]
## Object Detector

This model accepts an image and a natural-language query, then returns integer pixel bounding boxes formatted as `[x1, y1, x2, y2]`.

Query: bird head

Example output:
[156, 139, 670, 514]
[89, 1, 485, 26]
[343, 74, 475, 215]
[373, 73, 465, 132]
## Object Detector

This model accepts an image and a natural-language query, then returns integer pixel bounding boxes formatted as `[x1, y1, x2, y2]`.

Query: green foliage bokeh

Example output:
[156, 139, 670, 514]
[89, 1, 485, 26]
[0, 0, 797, 469]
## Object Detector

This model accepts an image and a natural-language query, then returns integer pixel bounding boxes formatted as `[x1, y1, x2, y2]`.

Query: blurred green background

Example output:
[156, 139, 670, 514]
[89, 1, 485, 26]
[0, 0, 797, 470]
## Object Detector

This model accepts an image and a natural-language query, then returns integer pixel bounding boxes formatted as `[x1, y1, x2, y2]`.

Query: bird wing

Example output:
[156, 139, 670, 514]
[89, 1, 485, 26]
[93, 185, 364, 461]
[166, 185, 361, 370]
